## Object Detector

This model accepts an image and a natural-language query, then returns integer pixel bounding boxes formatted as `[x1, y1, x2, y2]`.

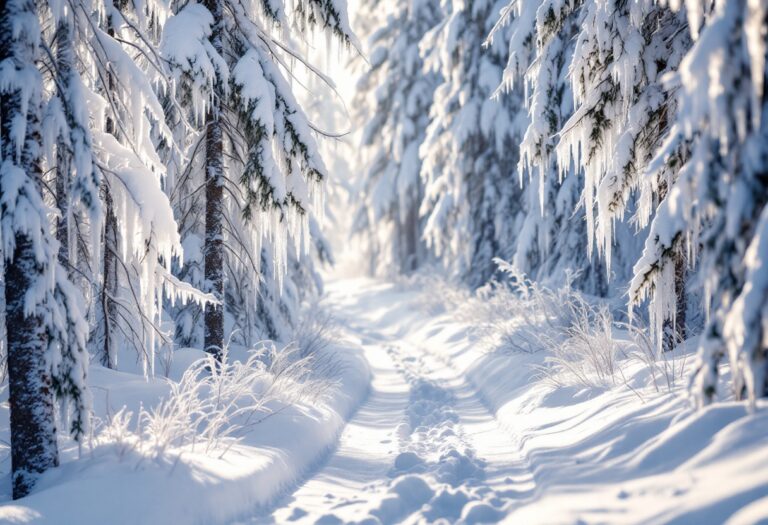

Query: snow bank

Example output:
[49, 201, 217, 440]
[401, 277, 768, 524]
[0, 340, 370, 524]
[317, 276, 768, 524]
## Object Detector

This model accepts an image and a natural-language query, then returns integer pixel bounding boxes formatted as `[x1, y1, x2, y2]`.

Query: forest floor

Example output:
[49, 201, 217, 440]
[240, 277, 768, 525]
[2, 276, 768, 524]
[249, 279, 523, 524]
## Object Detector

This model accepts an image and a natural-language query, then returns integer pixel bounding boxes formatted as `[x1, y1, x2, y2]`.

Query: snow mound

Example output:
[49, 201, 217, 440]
[0, 340, 372, 524]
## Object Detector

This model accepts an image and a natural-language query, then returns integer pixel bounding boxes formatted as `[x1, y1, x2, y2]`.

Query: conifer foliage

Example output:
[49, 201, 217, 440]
[352, 0, 768, 405]
[419, 0, 526, 287]
[351, 0, 441, 275]
[162, 0, 349, 356]
[0, 0, 346, 497]
[1, 0, 96, 498]
[1, 0, 768, 504]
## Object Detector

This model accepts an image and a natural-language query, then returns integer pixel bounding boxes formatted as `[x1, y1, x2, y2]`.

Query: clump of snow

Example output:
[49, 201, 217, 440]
[0, 327, 371, 523]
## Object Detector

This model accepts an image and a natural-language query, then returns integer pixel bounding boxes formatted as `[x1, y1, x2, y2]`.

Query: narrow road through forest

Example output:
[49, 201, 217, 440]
[241, 279, 533, 524]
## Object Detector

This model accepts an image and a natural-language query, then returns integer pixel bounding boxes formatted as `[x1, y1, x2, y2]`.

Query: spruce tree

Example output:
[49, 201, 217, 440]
[630, 0, 768, 404]
[2, 0, 93, 497]
[352, 0, 441, 275]
[420, 0, 526, 287]
[493, 0, 608, 294]
[162, 0, 353, 355]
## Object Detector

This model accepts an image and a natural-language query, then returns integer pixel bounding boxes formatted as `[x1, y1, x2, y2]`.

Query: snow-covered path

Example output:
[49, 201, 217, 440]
[241, 279, 527, 524]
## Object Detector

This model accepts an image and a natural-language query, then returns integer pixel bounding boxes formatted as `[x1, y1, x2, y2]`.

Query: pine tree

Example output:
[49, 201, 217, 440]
[2, 0, 93, 498]
[352, 0, 441, 275]
[493, 0, 691, 302]
[491, 0, 605, 294]
[162, 0, 353, 356]
[1, 1, 59, 497]
[567, 1, 685, 250]
[201, 0, 225, 360]
[630, 0, 768, 404]
[420, 0, 526, 287]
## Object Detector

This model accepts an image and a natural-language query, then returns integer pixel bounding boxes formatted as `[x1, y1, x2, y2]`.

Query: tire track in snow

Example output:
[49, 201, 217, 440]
[243, 332, 413, 525]
[241, 279, 532, 524]
[367, 343, 508, 524]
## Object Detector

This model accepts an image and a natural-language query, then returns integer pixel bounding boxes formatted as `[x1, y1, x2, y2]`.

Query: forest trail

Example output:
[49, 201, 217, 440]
[241, 278, 530, 524]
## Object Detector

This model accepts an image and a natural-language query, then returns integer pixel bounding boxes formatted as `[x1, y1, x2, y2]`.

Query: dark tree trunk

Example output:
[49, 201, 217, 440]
[203, 0, 225, 361]
[100, 191, 119, 369]
[97, 12, 121, 369]
[663, 249, 687, 352]
[401, 198, 419, 274]
[6, 238, 59, 499]
[203, 107, 225, 361]
[55, 20, 73, 272]
[1, 0, 60, 498]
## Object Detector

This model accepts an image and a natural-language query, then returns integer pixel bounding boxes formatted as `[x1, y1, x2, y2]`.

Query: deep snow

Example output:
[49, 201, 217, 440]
[2, 276, 768, 524]
[248, 277, 768, 524]
[0, 341, 370, 524]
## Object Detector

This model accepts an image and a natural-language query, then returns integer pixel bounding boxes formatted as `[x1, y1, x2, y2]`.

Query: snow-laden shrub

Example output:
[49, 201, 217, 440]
[411, 259, 691, 393]
[95, 343, 332, 459]
[295, 305, 337, 359]
[294, 305, 346, 382]
[620, 322, 691, 394]
[528, 301, 693, 393]
[473, 261, 693, 392]
[451, 260, 584, 354]
[408, 270, 473, 317]
[532, 304, 624, 389]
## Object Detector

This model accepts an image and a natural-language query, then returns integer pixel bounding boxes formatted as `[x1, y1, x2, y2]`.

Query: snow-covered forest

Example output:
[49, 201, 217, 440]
[0, 0, 767, 522]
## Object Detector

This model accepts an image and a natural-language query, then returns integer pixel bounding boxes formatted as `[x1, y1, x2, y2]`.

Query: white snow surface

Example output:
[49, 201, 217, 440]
[0, 341, 370, 524]
[243, 278, 768, 524]
[2, 276, 768, 524]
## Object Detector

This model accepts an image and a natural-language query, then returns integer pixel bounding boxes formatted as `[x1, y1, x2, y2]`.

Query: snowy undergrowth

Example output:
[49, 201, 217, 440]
[0, 312, 371, 524]
[424, 260, 688, 395]
[97, 344, 331, 460]
[394, 271, 768, 523]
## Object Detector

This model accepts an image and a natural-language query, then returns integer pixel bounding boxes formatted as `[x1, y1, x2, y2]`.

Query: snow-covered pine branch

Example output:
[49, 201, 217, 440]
[160, 0, 350, 352]
[493, 0, 606, 294]
[634, 0, 768, 404]
[420, 0, 527, 287]
[351, 0, 441, 275]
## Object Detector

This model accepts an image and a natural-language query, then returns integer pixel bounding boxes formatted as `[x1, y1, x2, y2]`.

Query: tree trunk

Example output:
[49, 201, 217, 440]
[55, 20, 73, 272]
[401, 197, 419, 274]
[100, 191, 119, 369]
[97, 12, 121, 369]
[663, 248, 687, 352]
[1, 0, 60, 498]
[6, 238, 59, 499]
[203, 0, 225, 361]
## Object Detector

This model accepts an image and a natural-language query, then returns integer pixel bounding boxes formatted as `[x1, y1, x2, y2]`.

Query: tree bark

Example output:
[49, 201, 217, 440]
[97, 11, 121, 369]
[663, 249, 687, 352]
[401, 197, 419, 274]
[100, 191, 119, 369]
[6, 238, 59, 499]
[55, 20, 72, 272]
[203, 0, 225, 361]
[1, 0, 60, 498]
